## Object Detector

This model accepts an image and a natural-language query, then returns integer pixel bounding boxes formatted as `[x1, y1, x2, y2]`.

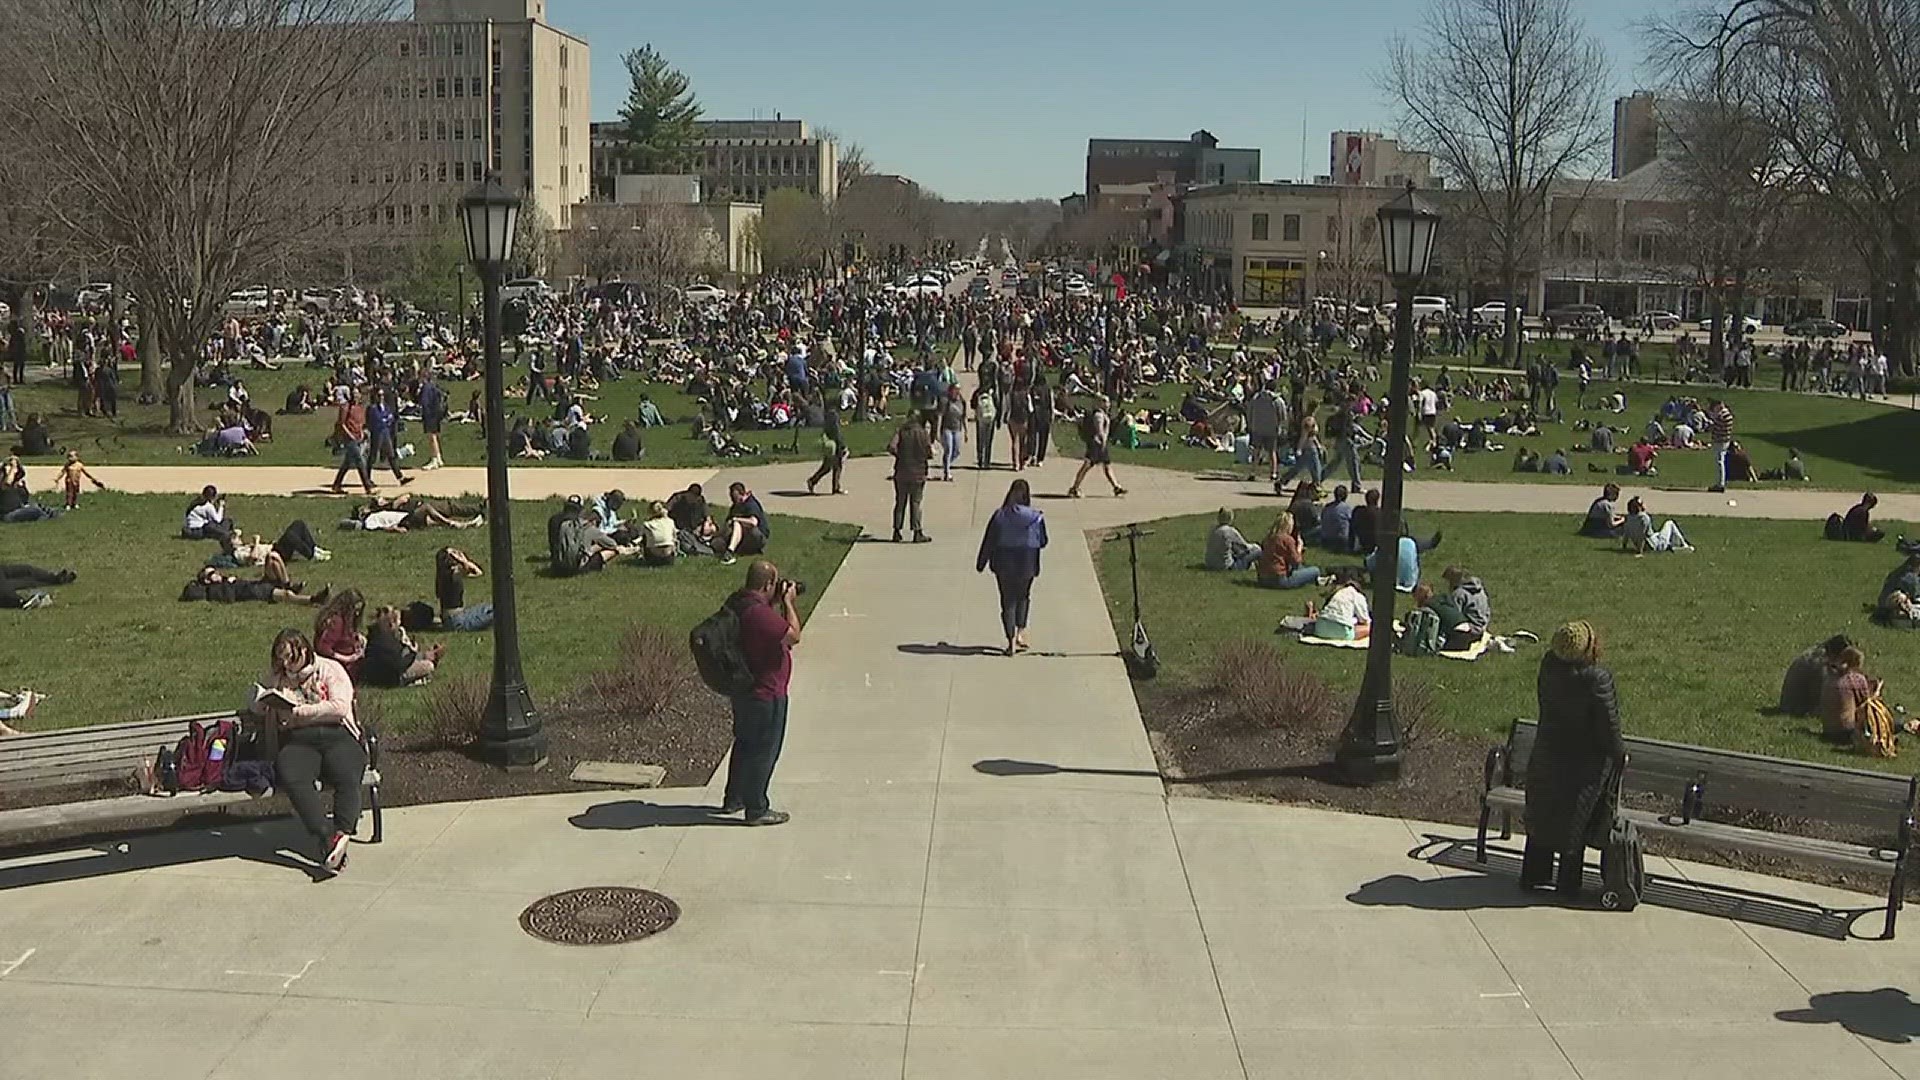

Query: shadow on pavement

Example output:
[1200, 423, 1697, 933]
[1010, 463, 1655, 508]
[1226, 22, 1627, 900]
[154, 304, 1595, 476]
[567, 800, 736, 831]
[1347, 872, 1552, 910]
[972, 757, 1339, 785]
[899, 643, 1119, 659]
[0, 817, 325, 889]
[1778, 988, 1920, 1044]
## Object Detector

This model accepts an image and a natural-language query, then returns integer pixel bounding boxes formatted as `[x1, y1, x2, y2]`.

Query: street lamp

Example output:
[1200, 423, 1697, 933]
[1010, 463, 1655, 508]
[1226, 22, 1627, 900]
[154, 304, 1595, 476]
[1336, 180, 1439, 784]
[459, 174, 547, 771]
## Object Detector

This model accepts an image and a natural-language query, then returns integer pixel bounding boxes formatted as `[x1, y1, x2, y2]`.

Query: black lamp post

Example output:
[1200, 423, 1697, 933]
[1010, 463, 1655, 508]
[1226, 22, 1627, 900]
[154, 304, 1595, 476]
[459, 175, 547, 771]
[1336, 180, 1440, 784]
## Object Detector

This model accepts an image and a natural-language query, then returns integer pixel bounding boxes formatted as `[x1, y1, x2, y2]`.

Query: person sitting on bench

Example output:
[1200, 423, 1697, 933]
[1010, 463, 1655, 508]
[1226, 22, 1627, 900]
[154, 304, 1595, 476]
[249, 628, 366, 874]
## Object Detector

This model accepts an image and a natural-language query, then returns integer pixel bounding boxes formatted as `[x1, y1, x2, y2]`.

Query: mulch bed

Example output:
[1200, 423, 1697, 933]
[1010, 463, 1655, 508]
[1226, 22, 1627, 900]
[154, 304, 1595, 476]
[1139, 684, 1893, 899]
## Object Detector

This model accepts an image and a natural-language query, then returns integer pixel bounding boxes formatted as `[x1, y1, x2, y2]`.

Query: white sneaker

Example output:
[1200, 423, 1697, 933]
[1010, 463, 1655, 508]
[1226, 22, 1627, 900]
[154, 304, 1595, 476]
[422, 458, 444, 471]
[312, 547, 333, 561]
[21, 592, 52, 609]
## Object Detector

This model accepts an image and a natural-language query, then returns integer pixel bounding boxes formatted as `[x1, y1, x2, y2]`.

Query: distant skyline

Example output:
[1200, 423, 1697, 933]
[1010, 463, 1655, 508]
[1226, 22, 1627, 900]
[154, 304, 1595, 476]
[549, 0, 1670, 201]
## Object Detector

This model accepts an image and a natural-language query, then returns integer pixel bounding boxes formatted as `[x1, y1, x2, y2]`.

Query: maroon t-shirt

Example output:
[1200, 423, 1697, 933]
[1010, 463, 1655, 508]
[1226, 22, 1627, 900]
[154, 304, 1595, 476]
[737, 593, 792, 700]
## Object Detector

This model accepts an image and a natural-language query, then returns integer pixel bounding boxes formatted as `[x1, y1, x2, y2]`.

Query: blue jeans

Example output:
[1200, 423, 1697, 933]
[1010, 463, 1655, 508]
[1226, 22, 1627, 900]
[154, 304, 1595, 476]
[444, 603, 494, 631]
[724, 694, 789, 818]
[1279, 448, 1322, 486]
[940, 429, 961, 480]
[2, 504, 58, 523]
[1260, 565, 1322, 589]
[1229, 548, 1259, 571]
[1326, 438, 1362, 487]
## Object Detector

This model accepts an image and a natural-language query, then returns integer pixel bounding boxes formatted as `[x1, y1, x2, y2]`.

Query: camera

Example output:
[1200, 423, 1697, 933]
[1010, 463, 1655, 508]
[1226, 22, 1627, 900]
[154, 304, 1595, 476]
[778, 579, 808, 598]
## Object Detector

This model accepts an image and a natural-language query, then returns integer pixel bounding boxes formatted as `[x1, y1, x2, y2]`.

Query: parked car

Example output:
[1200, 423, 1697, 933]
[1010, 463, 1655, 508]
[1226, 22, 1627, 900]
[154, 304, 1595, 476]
[1545, 302, 1607, 329]
[1785, 316, 1848, 338]
[500, 278, 554, 304]
[75, 282, 117, 309]
[1380, 295, 1451, 320]
[682, 282, 727, 304]
[1063, 279, 1093, 298]
[1000, 269, 1020, 286]
[223, 286, 272, 316]
[1638, 310, 1683, 330]
[1470, 301, 1519, 325]
[1701, 313, 1763, 334]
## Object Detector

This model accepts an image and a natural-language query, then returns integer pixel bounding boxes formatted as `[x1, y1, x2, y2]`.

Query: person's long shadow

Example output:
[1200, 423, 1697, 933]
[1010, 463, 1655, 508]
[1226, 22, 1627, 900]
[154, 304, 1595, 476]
[0, 816, 327, 889]
[568, 800, 741, 831]
[899, 644, 1121, 659]
[1778, 989, 1920, 1044]
[972, 757, 1343, 785]
[1346, 872, 1554, 911]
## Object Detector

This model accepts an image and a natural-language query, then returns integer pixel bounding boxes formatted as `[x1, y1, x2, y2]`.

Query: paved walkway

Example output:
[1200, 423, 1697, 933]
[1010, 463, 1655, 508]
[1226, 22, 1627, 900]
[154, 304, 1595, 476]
[7, 418, 1920, 1077]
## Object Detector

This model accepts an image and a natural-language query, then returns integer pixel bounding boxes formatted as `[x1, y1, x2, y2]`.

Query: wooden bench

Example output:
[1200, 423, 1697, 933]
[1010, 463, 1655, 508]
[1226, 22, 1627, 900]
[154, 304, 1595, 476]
[1478, 719, 1917, 937]
[0, 711, 384, 846]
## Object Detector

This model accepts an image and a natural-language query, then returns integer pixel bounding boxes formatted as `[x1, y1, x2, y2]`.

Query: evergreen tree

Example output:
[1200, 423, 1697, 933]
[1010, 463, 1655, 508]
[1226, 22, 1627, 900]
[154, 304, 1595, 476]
[617, 46, 702, 175]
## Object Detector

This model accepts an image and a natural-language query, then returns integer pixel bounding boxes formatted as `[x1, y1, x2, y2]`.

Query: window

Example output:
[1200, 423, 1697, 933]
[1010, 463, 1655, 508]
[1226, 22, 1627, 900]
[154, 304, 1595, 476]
[418, 79, 429, 98]
[471, 76, 482, 96]
[561, 45, 569, 69]
[1326, 215, 1340, 243]
[1282, 214, 1301, 242]
[434, 78, 447, 98]
[559, 126, 567, 147]
[452, 120, 464, 141]
[473, 160, 484, 179]
[400, 82, 411, 100]
[1252, 213, 1269, 241]
[417, 163, 429, 181]
[453, 78, 463, 98]
[435, 119, 446, 141]
[438, 162, 447, 182]
[385, 206, 395, 224]
[1635, 233, 1659, 261]
[454, 161, 465, 181]
[401, 204, 412, 224]
[417, 120, 429, 141]
[452, 36, 464, 57]
[398, 40, 410, 58]
[559, 86, 567, 109]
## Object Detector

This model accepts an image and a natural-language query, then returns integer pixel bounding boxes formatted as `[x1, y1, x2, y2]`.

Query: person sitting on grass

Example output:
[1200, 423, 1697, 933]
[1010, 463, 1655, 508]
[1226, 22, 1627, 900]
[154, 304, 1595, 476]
[1321, 485, 1356, 552]
[179, 565, 328, 606]
[434, 547, 492, 630]
[1412, 582, 1479, 651]
[1442, 565, 1492, 635]
[1783, 448, 1808, 481]
[1726, 440, 1756, 483]
[1514, 447, 1542, 473]
[1579, 483, 1627, 538]
[1366, 533, 1425, 593]
[639, 500, 678, 567]
[554, 508, 634, 575]
[666, 483, 720, 554]
[1255, 515, 1322, 590]
[1, 460, 59, 524]
[717, 482, 769, 566]
[12, 413, 52, 457]
[1543, 447, 1571, 475]
[1779, 634, 1854, 717]
[610, 420, 644, 462]
[1820, 645, 1878, 745]
[1307, 570, 1372, 641]
[1287, 482, 1323, 545]
[1626, 437, 1659, 477]
[313, 589, 367, 678]
[1876, 553, 1920, 628]
[362, 605, 444, 687]
[1205, 507, 1258, 571]
[1621, 496, 1695, 555]
[183, 485, 236, 547]
[1828, 492, 1884, 543]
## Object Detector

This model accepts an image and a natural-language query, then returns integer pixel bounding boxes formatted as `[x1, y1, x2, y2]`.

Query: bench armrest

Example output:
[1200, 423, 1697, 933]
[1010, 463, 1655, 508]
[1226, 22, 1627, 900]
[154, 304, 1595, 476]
[1482, 744, 1507, 794]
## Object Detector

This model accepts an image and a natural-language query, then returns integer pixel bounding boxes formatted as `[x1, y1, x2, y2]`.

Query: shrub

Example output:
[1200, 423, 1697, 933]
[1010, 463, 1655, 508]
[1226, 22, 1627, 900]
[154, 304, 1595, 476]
[1206, 641, 1345, 735]
[582, 624, 697, 723]
[416, 673, 488, 751]
[1393, 675, 1438, 749]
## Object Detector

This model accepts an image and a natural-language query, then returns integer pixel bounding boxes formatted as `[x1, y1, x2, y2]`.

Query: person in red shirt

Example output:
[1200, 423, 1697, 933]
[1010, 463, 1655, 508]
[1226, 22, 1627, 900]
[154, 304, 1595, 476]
[1627, 439, 1659, 476]
[328, 386, 375, 494]
[720, 560, 801, 826]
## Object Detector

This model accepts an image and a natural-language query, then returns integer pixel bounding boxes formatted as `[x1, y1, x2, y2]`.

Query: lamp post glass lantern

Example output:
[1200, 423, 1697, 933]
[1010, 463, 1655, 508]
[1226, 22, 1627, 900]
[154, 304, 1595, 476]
[459, 175, 546, 771]
[1336, 181, 1440, 784]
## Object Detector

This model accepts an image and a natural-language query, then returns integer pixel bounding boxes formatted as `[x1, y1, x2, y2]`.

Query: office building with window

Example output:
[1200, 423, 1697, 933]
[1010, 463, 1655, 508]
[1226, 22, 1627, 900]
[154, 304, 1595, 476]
[1177, 181, 1399, 306]
[334, 0, 589, 241]
[1326, 132, 1433, 188]
[1084, 130, 1259, 210]
[589, 116, 839, 205]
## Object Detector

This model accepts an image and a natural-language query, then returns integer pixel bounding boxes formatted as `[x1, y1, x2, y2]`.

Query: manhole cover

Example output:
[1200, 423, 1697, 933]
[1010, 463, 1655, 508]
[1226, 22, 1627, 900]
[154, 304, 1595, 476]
[519, 887, 680, 945]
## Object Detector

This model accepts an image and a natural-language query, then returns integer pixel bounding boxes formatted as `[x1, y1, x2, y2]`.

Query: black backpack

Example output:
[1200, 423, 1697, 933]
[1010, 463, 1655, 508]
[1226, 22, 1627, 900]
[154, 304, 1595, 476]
[690, 595, 757, 695]
[1824, 512, 1846, 541]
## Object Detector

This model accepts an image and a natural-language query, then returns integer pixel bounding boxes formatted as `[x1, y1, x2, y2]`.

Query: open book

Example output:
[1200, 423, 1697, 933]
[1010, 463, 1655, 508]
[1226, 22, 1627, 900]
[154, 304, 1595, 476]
[249, 685, 306, 712]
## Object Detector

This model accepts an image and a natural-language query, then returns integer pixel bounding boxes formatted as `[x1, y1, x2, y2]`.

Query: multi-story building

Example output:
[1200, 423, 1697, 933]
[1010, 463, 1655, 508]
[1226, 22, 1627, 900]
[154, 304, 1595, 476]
[1611, 91, 1663, 179]
[1084, 130, 1259, 210]
[1327, 131, 1433, 188]
[588, 116, 839, 205]
[337, 0, 588, 243]
[1177, 181, 1401, 305]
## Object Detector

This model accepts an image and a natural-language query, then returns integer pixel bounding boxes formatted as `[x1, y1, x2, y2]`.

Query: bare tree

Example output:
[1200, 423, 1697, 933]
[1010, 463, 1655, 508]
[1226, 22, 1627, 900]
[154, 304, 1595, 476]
[569, 223, 640, 285]
[817, 128, 873, 186]
[629, 203, 705, 296]
[1668, 0, 1920, 372]
[1385, 0, 1610, 363]
[513, 202, 559, 281]
[1318, 187, 1385, 308]
[0, 0, 401, 431]
[757, 189, 832, 273]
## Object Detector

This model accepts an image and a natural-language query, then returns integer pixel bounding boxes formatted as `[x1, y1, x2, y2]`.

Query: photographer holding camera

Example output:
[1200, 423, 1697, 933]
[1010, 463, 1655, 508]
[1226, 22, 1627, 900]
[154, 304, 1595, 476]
[721, 559, 803, 826]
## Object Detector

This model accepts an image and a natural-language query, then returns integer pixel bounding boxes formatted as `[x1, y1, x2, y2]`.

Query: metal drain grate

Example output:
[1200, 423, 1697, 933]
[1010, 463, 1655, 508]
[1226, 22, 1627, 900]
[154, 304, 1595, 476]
[519, 887, 681, 945]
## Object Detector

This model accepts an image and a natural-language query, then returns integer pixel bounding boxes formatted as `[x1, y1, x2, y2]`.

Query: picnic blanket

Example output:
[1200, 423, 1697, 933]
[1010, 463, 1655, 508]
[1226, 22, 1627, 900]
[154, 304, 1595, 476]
[1292, 621, 1499, 662]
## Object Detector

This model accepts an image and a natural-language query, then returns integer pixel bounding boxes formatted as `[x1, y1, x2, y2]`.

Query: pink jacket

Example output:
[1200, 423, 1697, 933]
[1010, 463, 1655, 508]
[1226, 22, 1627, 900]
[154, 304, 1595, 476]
[265, 656, 360, 739]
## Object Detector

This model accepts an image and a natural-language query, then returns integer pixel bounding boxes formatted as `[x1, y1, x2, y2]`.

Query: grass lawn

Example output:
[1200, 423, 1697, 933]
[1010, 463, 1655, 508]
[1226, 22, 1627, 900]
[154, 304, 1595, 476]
[0, 492, 857, 735]
[8, 350, 926, 470]
[1093, 508, 1920, 770]
[1056, 373, 1920, 495]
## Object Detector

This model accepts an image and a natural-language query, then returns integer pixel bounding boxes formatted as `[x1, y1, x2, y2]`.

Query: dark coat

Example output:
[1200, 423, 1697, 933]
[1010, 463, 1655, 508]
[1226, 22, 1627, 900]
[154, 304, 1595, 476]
[1526, 652, 1625, 853]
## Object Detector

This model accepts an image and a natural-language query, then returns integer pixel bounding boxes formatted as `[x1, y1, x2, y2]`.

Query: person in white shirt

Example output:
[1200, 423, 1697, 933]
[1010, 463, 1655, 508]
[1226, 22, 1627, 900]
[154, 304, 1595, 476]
[1874, 352, 1890, 396]
[1312, 575, 1373, 641]
[639, 500, 678, 566]
[182, 485, 235, 548]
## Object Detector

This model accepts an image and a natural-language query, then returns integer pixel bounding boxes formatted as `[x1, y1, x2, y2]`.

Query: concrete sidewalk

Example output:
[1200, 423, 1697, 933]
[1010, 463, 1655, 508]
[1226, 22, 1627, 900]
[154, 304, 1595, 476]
[5, 447, 1920, 1078]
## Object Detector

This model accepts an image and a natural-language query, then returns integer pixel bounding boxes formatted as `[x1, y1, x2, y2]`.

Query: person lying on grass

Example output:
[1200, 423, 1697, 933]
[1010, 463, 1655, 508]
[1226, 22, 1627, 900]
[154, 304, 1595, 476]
[348, 494, 484, 533]
[0, 689, 45, 736]
[180, 565, 329, 606]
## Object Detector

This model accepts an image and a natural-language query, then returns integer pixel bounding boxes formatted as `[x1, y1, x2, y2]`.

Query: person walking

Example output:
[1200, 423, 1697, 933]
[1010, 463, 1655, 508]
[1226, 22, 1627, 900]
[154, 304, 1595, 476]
[1066, 396, 1126, 498]
[1522, 620, 1625, 900]
[1028, 373, 1055, 466]
[365, 387, 411, 487]
[719, 560, 801, 826]
[805, 399, 847, 495]
[888, 412, 933, 543]
[328, 387, 376, 495]
[1004, 378, 1031, 472]
[938, 383, 966, 481]
[977, 478, 1048, 656]
[972, 384, 998, 469]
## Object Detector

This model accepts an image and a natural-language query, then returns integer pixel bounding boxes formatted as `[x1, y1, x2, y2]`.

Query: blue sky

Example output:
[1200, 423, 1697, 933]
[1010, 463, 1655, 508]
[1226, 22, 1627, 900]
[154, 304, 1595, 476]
[550, 0, 1668, 201]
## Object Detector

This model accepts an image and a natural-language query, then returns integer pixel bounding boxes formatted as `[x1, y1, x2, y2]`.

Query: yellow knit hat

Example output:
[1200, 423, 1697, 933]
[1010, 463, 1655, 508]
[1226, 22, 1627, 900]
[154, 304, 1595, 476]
[1551, 620, 1597, 663]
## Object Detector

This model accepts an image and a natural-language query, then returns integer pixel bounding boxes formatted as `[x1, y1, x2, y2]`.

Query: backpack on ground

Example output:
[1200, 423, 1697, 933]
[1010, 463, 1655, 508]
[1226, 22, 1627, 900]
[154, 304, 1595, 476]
[553, 518, 589, 575]
[689, 595, 757, 696]
[1857, 693, 1900, 758]
[1598, 767, 1645, 911]
[174, 717, 239, 792]
[1397, 607, 1444, 657]
[1824, 512, 1846, 541]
